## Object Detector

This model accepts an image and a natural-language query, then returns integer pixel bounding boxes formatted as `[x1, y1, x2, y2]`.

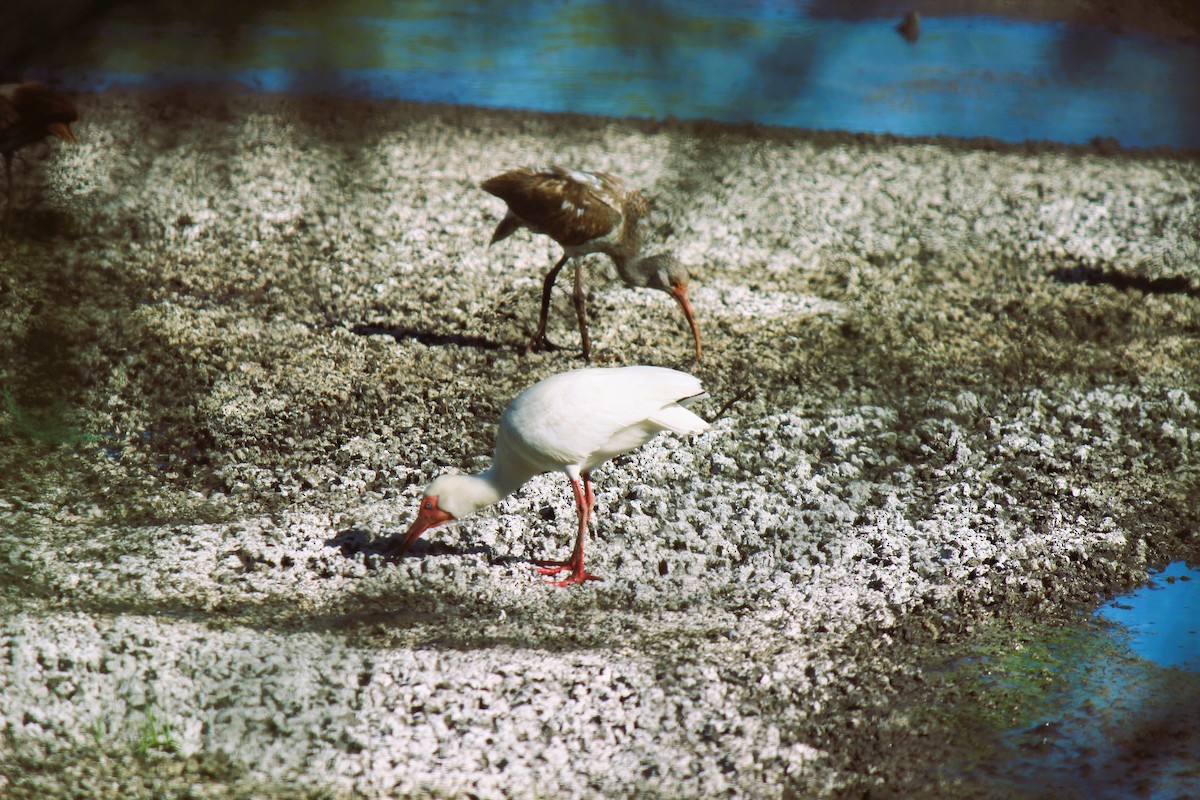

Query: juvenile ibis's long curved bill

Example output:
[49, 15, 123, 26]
[670, 280, 703, 361]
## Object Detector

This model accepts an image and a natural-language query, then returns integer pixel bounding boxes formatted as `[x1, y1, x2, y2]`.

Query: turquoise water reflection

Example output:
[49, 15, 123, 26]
[45, 1, 1200, 148]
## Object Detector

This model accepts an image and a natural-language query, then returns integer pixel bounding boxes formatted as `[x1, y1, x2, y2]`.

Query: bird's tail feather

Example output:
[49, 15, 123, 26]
[650, 402, 710, 436]
[490, 211, 523, 244]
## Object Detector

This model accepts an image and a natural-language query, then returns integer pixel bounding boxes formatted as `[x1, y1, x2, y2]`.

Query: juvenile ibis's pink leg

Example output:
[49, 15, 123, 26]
[528, 253, 570, 353]
[535, 472, 601, 585]
[571, 260, 591, 360]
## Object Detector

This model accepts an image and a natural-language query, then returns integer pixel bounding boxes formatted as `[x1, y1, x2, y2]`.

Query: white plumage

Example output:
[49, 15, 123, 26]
[401, 366, 709, 585]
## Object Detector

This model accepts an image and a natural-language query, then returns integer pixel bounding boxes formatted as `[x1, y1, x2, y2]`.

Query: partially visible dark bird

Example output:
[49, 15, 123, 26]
[0, 81, 78, 217]
[482, 166, 703, 361]
[897, 11, 921, 43]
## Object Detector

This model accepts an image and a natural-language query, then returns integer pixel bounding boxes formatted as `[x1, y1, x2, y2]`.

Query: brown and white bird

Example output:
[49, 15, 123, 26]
[401, 365, 710, 585]
[0, 81, 78, 217]
[481, 166, 703, 361]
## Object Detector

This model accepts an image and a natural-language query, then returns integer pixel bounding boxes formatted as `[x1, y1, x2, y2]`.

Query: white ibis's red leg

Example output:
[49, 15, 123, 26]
[528, 253, 571, 353]
[583, 470, 595, 515]
[571, 261, 591, 360]
[535, 472, 601, 585]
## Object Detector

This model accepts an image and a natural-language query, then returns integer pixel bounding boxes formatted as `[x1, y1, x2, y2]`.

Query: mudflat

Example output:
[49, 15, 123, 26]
[1, 87, 1197, 798]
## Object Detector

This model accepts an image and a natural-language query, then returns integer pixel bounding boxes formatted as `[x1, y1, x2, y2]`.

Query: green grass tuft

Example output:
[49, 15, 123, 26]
[133, 709, 178, 757]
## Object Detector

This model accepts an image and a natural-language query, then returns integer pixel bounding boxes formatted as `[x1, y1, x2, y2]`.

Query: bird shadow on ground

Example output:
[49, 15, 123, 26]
[2, 206, 78, 240]
[347, 323, 507, 351]
[1049, 265, 1200, 297]
[326, 527, 526, 568]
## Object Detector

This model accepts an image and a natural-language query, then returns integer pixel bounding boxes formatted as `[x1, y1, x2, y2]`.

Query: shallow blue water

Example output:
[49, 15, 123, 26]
[968, 562, 1200, 798]
[43, 0, 1200, 148]
[1097, 560, 1200, 671]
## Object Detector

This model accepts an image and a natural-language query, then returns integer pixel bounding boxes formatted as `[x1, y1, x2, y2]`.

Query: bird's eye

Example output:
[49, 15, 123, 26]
[423, 500, 433, 510]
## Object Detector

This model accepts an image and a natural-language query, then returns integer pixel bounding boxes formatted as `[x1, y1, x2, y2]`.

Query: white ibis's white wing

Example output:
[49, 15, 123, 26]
[497, 366, 709, 473]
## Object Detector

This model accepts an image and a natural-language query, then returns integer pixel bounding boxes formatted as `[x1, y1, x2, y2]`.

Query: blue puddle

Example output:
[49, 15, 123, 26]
[32, 0, 1200, 148]
[1097, 560, 1200, 671]
[960, 562, 1200, 798]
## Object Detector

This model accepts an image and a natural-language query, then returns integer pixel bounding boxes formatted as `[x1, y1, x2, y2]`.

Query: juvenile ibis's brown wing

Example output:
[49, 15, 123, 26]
[481, 166, 623, 247]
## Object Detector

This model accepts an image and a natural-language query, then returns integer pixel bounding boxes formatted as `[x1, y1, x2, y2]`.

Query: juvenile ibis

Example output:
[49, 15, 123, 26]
[0, 82, 78, 216]
[482, 166, 703, 361]
[401, 366, 710, 585]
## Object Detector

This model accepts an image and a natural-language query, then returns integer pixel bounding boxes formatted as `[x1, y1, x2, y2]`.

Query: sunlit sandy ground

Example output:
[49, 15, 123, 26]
[0, 88, 1197, 798]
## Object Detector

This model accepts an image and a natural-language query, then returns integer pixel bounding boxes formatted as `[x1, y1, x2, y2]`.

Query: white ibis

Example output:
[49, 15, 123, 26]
[0, 82, 78, 217]
[401, 366, 710, 585]
[481, 166, 703, 361]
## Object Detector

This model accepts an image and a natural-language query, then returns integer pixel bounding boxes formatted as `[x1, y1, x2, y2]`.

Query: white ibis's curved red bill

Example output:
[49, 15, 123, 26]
[401, 496, 453, 552]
